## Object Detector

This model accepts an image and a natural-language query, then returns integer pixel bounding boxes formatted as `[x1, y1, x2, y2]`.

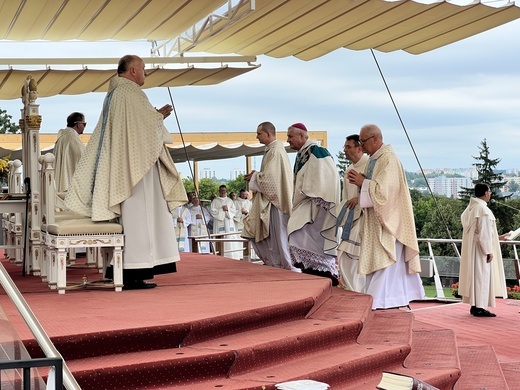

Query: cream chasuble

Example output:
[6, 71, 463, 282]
[242, 140, 295, 271]
[54, 127, 85, 193]
[65, 77, 187, 221]
[358, 144, 421, 275]
[65, 76, 187, 273]
[242, 140, 293, 242]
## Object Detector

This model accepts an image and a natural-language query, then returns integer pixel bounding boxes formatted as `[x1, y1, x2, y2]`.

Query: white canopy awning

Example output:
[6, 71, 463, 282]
[1, 1, 519, 98]
[0, 64, 259, 100]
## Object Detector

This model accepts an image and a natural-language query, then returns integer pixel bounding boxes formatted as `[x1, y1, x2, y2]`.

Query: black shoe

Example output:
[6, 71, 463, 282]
[470, 306, 477, 315]
[123, 280, 157, 290]
[473, 308, 496, 317]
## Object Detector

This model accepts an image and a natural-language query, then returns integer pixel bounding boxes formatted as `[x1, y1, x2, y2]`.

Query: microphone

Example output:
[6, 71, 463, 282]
[491, 199, 520, 212]
[24, 177, 31, 195]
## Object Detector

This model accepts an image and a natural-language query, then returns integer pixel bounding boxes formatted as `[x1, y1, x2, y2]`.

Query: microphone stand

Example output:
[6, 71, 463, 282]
[491, 199, 520, 212]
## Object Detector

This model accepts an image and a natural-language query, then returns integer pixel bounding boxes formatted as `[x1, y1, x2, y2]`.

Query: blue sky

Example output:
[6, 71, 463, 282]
[1, 14, 519, 179]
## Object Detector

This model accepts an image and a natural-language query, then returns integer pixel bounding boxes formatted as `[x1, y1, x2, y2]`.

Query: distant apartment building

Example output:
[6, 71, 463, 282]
[427, 176, 473, 198]
[201, 168, 216, 179]
[230, 168, 245, 180]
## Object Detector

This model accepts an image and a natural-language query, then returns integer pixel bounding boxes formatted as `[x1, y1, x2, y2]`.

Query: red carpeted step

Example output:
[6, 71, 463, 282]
[455, 345, 508, 390]
[400, 328, 461, 390]
[190, 318, 363, 376]
[501, 362, 520, 389]
[182, 298, 315, 346]
[307, 288, 373, 322]
[231, 343, 411, 389]
[357, 310, 414, 346]
[67, 347, 236, 389]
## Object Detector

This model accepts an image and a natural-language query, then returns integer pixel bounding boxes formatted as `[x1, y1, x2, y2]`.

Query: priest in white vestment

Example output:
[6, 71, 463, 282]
[286, 123, 340, 285]
[233, 189, 252, 233]
[348, 124, 424, 309]
[173, 204, 192, 252]
[210, 185, 242, 260]
[54, 112, 86, 193]
[459, 183, 508, 317]
[189, 196, 211, 254]
[242, 121, 297, 271]
[335, 135, 369, 292]
[65, 55, 187, 290]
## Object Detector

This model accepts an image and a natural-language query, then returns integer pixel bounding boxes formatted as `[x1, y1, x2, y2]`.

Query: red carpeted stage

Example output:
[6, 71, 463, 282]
[0, 252, 519, 389]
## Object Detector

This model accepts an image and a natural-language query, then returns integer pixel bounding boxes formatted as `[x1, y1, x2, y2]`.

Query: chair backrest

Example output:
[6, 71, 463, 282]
[40, 153, 56, 227]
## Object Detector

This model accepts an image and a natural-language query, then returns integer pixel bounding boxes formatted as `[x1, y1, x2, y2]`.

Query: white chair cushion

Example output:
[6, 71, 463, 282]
[46, 218, 123, 235]
[55, 211, 89, 221]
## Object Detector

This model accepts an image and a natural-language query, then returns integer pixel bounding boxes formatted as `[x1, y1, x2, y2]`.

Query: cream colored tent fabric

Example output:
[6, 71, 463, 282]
[179, 0, 520, 60]
[1, 1, 518, 59]
[0, 0, 227, 41]
[0, 66, 259, 100]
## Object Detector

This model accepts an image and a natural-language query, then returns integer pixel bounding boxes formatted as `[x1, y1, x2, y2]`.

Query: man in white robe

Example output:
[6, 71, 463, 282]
[335, 134, 369, 292]
[348, 124, 424, 309]
[65, 55, 187, 290]
[233, 189, 252, 233]
[286, 123, 340, 285]
[173, 203, 192, 252]
[54, 112, 86, 193]
[210, 185, 242, 260]
[459, 183, 508, 317]
[242, 121, 297, 271]
[189, 196, 211, 254]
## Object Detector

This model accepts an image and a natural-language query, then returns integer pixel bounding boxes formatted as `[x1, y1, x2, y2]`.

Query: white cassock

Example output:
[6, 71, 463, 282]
[233, 198, 252, 233]
[336, 154, 369, 292]
[173, 205, 192, 252]
[189, 205, 211, 254]
[210, 196, 242, 260]
[459, 197, 507, 308]
[54, 127, 85, 193]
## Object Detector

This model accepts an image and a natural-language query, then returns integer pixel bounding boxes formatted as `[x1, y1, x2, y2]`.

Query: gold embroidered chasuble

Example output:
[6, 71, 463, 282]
[54, 127, 85, 193]
[359, 144, 421, 275]
[65, 77, 187, 221]
[242, 140, 293, 242]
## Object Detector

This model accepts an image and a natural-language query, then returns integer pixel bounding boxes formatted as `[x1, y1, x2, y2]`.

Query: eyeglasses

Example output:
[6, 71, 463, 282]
[75, 121, 87, 127]
[359, 135, 374, 144]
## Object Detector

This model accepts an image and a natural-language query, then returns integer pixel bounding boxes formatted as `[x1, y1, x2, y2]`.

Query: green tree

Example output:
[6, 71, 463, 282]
[459, 139, 513, 233]
[413, 195, 465, 256]
[336, 150, 349, 181]
[226, 174, 247, 196]
[182, 177, 220, 203]
[197, 178, 220, 202]
[0, 108, 20, 134]
[182, 177, 195, 194]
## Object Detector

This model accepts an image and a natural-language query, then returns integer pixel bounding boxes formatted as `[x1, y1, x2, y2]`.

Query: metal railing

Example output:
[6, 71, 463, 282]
[417, 237, 520, 298]
[0, 357, 62, 389]
[0, 262, 80, 389]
